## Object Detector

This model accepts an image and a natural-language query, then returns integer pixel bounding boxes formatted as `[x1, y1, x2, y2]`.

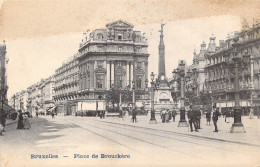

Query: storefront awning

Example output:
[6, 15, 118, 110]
[2, 103, 15, 114]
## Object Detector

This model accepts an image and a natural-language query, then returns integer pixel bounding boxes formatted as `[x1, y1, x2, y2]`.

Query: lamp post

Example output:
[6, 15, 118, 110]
[172, 60, 191, 127]
[13, 95, 16, 111]
[132, 81, 136, 110]
[224, 45, 250, 133]
[149, 72, 157, 124]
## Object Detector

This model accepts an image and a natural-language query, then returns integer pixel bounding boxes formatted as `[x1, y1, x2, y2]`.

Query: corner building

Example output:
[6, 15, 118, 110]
[77, 20, 149, 108]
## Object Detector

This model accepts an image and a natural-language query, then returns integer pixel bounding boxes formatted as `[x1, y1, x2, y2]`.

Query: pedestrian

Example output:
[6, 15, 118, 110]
[23, 113, 31, 129]
[249, 107, 254, 119]
[0, 110, 7, 132]
[187, 105, 199, 132]
[225, 109, 231, 123]
[206, 110, 211, 126]
[51, 112, 55, 119]
[17, 110, 24, 129]
[36, 111, 39, 118]
[212, 106, 220, 132]
[132, 108, 137, 123]
[161, 109, 166, 123]
[172, 109, 177, 122]
[195, 108, 201, 129]
[165, 109, 170, 123]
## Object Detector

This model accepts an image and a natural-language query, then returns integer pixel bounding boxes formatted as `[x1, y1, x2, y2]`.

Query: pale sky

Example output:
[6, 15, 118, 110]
[4, 15, 241, 99]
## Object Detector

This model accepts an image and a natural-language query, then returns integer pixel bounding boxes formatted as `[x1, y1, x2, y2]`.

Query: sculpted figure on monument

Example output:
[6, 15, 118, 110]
[132, 32, 136, 42]
[107, 29, 112, 40]
[159, 23, 166, 35]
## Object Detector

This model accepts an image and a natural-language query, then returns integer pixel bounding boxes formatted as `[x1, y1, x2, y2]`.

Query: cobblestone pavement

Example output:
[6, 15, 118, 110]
[0, 114, 260, 167]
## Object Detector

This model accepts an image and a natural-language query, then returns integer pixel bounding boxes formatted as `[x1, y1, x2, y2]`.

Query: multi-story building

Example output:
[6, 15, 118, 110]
[53, 54, 79, 115]
[205, 23, 260, 110]
[42, 76, 55, 111]
[10, 76, 55, 115]
[77, 20, 149, 111]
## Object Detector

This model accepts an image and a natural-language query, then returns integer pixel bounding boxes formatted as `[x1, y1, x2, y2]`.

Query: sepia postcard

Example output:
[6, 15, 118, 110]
[0, 0, 260, 167]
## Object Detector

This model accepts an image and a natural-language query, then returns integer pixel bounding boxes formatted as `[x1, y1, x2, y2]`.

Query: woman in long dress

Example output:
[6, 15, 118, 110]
[23, 113, 31, 129]
[17, 110, 24, 129]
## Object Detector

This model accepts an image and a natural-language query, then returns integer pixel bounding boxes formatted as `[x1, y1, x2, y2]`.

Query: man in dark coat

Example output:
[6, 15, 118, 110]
[132, 108, 137, 123]
[172, 110, 177, 122]
[195, 109, 202, 129]
[0, 110, 7, 132]
[212, 106, 220, 132]
[17, 110, 24, 129]
[187, 106, 198, 132]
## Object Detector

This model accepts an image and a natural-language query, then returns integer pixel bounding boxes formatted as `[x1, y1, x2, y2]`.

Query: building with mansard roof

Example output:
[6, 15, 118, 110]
[76, 20, 149, 112]
[53, 54, 79, 115]
[205, 23, 260, 110]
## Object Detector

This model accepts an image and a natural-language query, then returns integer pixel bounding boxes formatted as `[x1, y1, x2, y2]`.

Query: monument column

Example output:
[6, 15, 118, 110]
[158, 23, 166, 79]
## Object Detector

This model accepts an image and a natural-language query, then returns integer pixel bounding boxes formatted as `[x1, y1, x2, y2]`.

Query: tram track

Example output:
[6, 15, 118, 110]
[65, 118, 204, 159]
[85, 119, 234, 152]
[89, 118, 260, 148]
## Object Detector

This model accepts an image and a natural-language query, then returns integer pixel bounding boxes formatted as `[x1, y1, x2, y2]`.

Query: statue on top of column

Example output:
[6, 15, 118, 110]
[159, 23, 166, 35]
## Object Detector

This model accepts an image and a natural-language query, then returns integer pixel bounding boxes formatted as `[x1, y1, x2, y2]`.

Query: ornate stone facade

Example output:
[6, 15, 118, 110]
[205, 24, 260, 108]
[77, 20, 149, 109]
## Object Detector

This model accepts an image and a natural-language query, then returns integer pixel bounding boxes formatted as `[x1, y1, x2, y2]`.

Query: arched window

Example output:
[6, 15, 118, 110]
[97, 33, 103, 40]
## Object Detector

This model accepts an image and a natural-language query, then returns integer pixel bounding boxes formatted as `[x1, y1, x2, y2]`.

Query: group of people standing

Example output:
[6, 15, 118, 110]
[160, 109, 177, 123]
[187, 106, 201, 132]
[188, 105, 220, 132]
[17, 110, 31, 130]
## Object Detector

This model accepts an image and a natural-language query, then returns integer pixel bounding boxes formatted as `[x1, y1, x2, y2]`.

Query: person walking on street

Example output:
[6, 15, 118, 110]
[206, 110, 211, 126]
[195, 109, 202, 129]
[249, 107, 254, 119]
[0, 110, 7, 132]
[225, 109, 231, 123]
[212, 106, 220, 132]
[23, 113, 31, 129]
[172, 109, 177, 122]
[161, 109, 167, 123]
[132, 108, 137, 123]
[187, 106, 199, 132]
[17, 110, 24, 129]
[51, 112, 55, 119]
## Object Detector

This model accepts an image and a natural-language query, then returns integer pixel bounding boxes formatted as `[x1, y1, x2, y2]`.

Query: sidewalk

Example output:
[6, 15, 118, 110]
[98, 114, 260, 146]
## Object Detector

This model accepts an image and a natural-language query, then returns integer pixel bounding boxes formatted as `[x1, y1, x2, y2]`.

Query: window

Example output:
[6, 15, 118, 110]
[116, 75, 123, 88]
[137, 62, 142, 69]
[118, 46, 123, 52]
[97, 33, 103, 40]
[136, 75, 142, 89]
[118, 35, 122, 40]
[96, 74, 104, 89]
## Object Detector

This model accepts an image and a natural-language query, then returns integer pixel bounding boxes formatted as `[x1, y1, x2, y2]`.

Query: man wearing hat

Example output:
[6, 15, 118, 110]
[187, 105, 198, 132]
[212, 104, 220, 132]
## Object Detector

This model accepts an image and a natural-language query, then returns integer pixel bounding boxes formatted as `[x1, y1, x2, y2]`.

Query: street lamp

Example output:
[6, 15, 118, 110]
[224, 45, 250, 133]
[132, 80, 136, 110]
[149, 72, 157, 124]
[172, 60, 189, 127]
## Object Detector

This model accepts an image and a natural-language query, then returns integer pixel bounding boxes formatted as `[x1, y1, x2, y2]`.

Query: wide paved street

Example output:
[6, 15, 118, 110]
[1, 114, 260, 167]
